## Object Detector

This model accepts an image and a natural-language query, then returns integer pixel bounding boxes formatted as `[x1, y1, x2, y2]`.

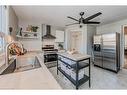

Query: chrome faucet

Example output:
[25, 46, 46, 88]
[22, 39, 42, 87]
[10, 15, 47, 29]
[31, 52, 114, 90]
[5, 41, 23, 66]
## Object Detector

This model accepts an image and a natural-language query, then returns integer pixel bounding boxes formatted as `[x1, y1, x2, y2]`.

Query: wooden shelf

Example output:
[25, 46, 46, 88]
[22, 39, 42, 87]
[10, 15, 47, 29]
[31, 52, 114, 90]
[22, 31, 39, 34]
[71, 62, 89, 70]
[57, 54, 91, 89]
[58, 59, 89, 70]
[16, 35, 39, 39]
[16, 31, 39, 39]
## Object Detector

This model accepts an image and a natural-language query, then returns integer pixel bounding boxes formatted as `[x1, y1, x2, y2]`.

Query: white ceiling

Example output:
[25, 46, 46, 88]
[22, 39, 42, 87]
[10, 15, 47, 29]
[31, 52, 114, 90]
[12, 6, 127, 28]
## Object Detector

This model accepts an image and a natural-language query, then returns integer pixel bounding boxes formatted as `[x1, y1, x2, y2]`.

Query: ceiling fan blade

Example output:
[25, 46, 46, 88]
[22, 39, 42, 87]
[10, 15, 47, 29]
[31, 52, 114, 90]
[84, 12, 102, 21]
[67, 16, 79, 21]
[66, 23, 79, 26]
[85, 21, 100, 24]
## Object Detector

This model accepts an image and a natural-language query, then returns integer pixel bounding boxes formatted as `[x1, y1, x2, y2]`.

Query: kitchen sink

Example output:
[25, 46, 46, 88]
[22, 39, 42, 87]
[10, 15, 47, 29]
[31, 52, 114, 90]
[14, 56, 41, 73]
[0, 56, 41, 75]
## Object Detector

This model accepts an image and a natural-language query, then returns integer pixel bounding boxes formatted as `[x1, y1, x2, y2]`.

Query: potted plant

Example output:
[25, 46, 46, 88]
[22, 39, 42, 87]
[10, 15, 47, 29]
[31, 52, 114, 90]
[58, 43, 63, 50]
[32, 26, 39, 32]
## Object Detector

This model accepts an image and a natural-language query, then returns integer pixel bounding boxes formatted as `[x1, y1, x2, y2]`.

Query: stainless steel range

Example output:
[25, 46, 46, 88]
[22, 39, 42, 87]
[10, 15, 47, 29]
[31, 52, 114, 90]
[42, 45, 58, 68]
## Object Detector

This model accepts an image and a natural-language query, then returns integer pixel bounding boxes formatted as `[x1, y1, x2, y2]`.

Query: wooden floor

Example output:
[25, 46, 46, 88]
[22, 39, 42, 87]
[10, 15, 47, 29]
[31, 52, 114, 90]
[49, 65, 127, 89]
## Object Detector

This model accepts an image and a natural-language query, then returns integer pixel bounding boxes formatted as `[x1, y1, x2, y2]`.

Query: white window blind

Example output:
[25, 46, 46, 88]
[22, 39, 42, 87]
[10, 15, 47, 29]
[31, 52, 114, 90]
[0, 6, 3, 53]
[0, 6, 7, 54]
[0, 6, 2, 32]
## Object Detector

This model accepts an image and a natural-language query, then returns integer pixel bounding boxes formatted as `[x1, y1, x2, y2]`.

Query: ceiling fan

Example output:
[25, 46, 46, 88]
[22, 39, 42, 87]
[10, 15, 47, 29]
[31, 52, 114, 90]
[66, 12, 102, 26]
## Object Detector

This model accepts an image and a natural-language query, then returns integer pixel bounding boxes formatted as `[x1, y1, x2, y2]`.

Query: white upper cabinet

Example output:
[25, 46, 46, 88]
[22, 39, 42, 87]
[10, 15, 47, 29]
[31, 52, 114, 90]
[55, 30, 64, 42]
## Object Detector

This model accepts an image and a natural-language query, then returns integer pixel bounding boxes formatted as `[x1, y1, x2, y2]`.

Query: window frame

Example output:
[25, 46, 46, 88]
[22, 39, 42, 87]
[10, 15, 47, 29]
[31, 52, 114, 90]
[0, 35, 5, 53]
[0, 5, 8, 54]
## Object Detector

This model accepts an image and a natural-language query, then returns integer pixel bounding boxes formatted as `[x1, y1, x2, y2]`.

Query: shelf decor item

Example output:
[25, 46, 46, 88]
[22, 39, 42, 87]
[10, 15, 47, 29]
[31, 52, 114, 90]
[31, 26, 39, 32]
[26, 25, 32, 32]
[9, 27, 13, 35]
[16, 25, 39, 39]
[19, 28, 22, 36]
[58, 43, 63, 50]
[26, 25, 39, 32]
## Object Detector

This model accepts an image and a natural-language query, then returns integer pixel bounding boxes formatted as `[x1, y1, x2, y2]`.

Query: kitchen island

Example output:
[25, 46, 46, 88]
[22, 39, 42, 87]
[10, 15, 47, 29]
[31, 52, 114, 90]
[0, 52, 61, 89]
[57, 52, 91, 89]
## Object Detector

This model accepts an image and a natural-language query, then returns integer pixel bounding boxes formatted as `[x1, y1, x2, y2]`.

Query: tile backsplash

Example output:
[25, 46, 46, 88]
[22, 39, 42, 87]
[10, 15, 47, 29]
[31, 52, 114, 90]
[42, 39, 64, 49]
[42, 39, 55, 46]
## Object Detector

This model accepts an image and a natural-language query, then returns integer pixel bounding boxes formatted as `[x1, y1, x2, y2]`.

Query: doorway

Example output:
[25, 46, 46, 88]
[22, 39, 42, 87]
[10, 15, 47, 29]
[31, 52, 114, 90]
[70, 31, 82, 53]
[123, 26, 127, 69]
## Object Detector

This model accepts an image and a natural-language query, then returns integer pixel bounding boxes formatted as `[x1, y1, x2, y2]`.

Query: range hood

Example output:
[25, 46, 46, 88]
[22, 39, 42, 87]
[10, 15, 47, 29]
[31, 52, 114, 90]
[42, 25, 56, 39]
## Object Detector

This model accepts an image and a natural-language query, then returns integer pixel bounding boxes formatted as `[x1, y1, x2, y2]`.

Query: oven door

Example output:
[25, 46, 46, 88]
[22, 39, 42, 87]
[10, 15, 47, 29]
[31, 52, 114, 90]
[44, 53, 57, 63]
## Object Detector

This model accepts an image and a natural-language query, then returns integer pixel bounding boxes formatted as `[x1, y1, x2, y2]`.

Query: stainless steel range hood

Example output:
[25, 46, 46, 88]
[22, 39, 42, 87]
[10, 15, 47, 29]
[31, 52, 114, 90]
[42, 25, 56, 39]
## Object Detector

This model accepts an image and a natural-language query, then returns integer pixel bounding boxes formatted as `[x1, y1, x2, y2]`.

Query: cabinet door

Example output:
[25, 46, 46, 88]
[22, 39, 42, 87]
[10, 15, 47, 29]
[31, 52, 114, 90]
[55, 30, 64, 42]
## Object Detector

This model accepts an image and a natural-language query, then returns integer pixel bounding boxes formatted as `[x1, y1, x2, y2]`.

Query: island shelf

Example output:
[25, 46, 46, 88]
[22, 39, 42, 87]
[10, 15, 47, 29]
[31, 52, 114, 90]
[57, 53, 91, 89]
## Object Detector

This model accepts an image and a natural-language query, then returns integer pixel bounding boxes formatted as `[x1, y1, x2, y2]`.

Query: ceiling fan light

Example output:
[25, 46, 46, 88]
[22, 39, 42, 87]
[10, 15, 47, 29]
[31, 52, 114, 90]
[79, 23, 83, 28]
[67, 12, 102, 26]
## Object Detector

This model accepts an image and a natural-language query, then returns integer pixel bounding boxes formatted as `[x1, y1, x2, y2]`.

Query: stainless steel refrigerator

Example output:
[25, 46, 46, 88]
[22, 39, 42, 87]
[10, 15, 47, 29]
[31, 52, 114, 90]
[93, 33, 120, 73]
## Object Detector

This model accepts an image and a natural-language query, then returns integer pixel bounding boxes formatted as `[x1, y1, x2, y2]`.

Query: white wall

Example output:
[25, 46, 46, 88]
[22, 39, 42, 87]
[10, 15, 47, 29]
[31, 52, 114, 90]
[8, 6, 18, 40]
[18, 20, 64, 51]
[65, 24, 96, 55]
[97, 19, 127, 34]
[42, 24, 64, 49]
[0, 6, 2, 32]
[87, 25, 96, 55]
[18, 20, 42, 51]
[97, 19, 127, 67]
[65, 24, 88, 54]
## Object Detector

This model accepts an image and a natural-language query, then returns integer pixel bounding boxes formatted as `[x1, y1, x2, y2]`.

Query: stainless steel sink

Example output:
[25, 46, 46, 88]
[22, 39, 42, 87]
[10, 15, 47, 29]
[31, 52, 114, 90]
[0, 56, 41, 75]
[14, 56, 41, 73]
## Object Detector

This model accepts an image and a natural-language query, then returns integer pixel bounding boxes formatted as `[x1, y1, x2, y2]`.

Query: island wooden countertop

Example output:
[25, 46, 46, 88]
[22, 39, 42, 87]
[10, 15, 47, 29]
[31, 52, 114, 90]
[57, 52, 91, 61]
